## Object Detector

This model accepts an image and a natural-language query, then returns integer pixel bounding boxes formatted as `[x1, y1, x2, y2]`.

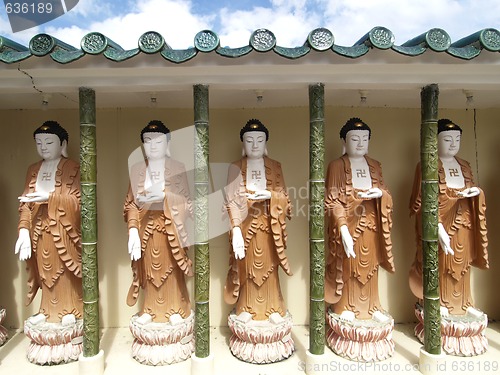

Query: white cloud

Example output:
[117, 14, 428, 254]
[1, 0, 499, 50]
[318, 0, 500, 45]
[218, 2, 320, 47]
[67, 0, 113, 18]
[46, 0, 215, 49]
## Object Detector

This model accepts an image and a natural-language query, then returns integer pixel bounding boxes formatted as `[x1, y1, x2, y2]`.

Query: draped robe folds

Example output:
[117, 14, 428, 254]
[325, 155, 395, 320]
[409, 158, 488, 315]
[224, 156, 292, 320]
[18, 158, 83, 323]
[124, 158, 193, 322]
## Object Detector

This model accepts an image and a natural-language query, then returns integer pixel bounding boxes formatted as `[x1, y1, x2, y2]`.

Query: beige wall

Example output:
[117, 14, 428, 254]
[1, 105, 499, 329]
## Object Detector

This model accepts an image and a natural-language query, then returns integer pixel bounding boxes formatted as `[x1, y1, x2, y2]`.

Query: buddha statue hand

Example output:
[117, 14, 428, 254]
[340, 225, 356, 258]
[18, 191, 50, 203]
[438, 223, 455, 255]
[246, 189, 271, 201]
[231, 226, 246, 259]
[458, 187, 480, 198]
[136, 191, 165, 204]
[15, 228, 32, 261]
[357, 187, 383, 199]
[128, 227, 142, 261]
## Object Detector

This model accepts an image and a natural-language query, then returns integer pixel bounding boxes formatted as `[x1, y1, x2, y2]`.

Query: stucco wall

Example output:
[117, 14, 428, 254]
[1, 105, 499, 329]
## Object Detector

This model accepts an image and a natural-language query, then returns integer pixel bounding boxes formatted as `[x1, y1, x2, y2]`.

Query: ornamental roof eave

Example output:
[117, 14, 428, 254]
[1, 27, 499, 65]
[1, 27, 500, 110]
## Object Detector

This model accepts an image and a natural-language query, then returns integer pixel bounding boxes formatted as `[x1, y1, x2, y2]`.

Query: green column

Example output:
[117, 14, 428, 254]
[79, 87, 100, 357]
[193, 84, 210, 358]
[420, 84, 441, 355]
[308, 83, 326, 355]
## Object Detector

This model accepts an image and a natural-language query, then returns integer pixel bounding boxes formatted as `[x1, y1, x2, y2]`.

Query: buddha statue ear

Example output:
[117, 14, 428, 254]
[264, 146, 268, 156]
[61, 139, 68, 158]
[241, 145, 246, 157]
[341, 141, 346, 156]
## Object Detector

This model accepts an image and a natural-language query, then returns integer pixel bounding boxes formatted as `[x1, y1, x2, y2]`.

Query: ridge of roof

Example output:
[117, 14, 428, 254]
[1, 27, 499, 65]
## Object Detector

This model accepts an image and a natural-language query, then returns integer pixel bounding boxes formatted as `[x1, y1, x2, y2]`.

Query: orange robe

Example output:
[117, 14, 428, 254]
[409, 158, 488, 314]
[18, 158, 82, 322]
[124, 158, 193, 322]
[325, 155, 395, 319]
[224, 157, 292, 320]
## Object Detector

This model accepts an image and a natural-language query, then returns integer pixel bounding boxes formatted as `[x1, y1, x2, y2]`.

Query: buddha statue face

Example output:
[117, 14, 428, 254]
[242, 131, 267, 160]
[344, 129, 370, 157]
[35, 133, 65, 161]
[438, 130, 461, 159]
[143, 132, 169, 160]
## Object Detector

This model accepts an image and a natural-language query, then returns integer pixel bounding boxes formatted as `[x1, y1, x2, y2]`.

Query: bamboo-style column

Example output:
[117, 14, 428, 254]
[420, 84, 441, 355]
[193, 84, 210, 358]
[79, 87, 100, 357]
[308, 83, 326, 355]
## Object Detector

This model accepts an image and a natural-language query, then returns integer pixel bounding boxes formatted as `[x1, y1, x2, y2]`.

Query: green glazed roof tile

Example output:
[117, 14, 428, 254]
[194, 30, 220, 52]
[274, 45, 310, 59]
[250, 29, 276, 52]
[0, 35, 30, 63]
[307, 28, 334, 51]
[332, 44, 369, 58]
[216, 45, 253, 58]
[161, 47, 197, 63]
[1, 27, 499, 65]
[139, 31, 167, 54]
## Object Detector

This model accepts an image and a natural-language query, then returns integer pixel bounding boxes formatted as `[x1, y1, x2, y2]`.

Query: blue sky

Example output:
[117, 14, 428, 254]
[1, 0, 499, 49]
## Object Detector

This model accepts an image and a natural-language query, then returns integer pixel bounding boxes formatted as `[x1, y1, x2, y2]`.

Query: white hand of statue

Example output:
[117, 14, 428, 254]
[18, 191, 50, 203]
[340, 225, 356, 258]
[458, 187, 481, 198]
[438, 223, 455, 256]
[136, 191, 165, 204]
[128, 228, 142, 261]
[357, 187, 383, 199]
[246, 190, 271, 201]
[232, 227, 245, 260]
[14, 228, 32, 260]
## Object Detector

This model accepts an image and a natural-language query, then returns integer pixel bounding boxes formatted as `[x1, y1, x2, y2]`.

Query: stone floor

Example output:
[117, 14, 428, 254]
[0, 323, 499, 375]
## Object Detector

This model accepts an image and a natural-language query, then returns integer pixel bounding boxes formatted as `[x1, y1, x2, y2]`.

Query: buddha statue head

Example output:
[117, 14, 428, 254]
[141, 120, 171, 160]
[438, 118, 462, 159]
[33, 120, 69, 161]
[339, 117, 371, 157]
[240, 118, 269, 159]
